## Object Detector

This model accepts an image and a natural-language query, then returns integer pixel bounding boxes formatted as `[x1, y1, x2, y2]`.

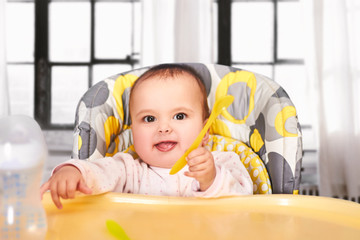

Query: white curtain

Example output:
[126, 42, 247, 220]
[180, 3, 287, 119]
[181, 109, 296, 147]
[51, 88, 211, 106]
[0, 0, 9, 117]
[303, 0, 360, 200]
[174, 0, 213, 62]
[141, 0, 214, 66]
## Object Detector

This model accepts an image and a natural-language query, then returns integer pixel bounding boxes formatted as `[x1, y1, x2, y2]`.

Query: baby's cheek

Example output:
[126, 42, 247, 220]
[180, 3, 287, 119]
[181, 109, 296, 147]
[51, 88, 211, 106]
[133, 131, 149, 154]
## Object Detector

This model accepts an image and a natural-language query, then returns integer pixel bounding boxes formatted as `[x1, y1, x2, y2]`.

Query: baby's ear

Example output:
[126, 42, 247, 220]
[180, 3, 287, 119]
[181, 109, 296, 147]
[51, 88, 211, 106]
[201, 130, 210, 147]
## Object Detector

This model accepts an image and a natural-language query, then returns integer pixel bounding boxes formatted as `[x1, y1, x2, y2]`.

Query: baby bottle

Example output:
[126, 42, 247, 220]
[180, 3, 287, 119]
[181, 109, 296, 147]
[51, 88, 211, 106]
[0, 115, 48, 240]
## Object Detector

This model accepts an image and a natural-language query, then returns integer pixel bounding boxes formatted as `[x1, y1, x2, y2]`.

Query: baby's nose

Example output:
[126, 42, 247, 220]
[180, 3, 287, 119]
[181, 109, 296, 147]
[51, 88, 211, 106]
[158, 122, 172, 133]
[159, 128, 170, 133]
[159, 127, 171, 133]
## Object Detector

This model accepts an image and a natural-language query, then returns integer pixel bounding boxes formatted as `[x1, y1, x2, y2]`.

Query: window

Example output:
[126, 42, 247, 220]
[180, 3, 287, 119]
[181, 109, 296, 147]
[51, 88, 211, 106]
[217, 0, 317, 174]
[6, 0, 140, 129]
[6, 0, 35, 118]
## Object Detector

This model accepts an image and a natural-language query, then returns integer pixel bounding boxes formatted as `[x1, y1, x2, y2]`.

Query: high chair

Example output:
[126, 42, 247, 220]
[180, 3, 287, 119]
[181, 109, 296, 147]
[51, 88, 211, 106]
[71, 63, 302, 194]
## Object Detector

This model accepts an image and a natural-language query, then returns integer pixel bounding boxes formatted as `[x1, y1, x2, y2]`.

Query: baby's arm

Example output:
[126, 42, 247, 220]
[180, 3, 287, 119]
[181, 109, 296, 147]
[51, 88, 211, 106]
[40, 165, 92, 209]
[210, 151, 253, 196]
[184, 147, 216, 191]
[185, 151, 253, 197]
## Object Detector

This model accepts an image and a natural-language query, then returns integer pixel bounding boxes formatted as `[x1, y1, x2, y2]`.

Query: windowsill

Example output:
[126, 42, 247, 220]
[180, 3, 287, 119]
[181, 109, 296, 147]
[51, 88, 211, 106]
[43, 130, 73, 152]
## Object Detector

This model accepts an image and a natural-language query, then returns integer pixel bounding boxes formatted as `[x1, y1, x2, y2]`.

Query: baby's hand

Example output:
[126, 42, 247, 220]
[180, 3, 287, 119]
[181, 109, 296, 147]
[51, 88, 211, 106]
[40, 165, 92, 209]
[184, 147, 216, 191]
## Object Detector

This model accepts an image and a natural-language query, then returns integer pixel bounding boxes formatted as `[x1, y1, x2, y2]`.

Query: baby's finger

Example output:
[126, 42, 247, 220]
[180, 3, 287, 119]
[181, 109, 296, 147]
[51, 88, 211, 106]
[50, 183, 63, 209]
[40, 181, 50, 199]
[186, 154, 207, 167]
[184, 171, 195, 178]
[188, 162, 208, 173]
[187, 147, 207, 159]
[78, 179, 92, 195]
[66, 179, 78, 199]
[184, 169, 207, 179]
[57, 180, 69, 200]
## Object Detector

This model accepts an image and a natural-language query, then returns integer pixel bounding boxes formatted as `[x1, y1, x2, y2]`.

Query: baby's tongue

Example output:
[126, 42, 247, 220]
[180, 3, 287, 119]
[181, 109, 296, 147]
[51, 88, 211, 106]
[156, 142, 176, 152]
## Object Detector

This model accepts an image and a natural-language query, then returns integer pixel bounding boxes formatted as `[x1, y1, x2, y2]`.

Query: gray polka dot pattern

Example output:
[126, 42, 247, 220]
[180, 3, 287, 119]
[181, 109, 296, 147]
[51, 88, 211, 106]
[122, 87, 132, 127]
[227, 82, 251, 121]
[78, 122, 97, 160]
[267, 151, 294, 194]
[83, 81, 110, 108]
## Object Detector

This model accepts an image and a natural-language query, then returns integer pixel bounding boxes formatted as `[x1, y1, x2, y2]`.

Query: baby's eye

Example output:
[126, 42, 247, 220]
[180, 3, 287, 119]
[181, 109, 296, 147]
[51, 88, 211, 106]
[174, 113, 187, 120]
[144, 115, 156, 122]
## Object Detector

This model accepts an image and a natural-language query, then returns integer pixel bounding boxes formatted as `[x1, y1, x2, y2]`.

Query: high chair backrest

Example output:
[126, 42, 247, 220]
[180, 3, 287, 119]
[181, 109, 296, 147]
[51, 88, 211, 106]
[71, 63, 303, 194]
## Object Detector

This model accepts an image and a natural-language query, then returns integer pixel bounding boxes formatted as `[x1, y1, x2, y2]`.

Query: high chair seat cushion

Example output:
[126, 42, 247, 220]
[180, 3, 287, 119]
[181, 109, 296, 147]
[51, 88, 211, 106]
[71, 63, 302, 194]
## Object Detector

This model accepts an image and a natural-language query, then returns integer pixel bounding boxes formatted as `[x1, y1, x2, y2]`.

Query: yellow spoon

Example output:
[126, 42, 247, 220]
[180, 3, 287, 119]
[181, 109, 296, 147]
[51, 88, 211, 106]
[106, 220, 130, 240]
[169, 95, 235, 175]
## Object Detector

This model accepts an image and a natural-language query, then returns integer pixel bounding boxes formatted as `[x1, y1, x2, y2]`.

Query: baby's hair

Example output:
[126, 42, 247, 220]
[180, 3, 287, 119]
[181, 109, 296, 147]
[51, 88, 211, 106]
[130, 64, 210, 120]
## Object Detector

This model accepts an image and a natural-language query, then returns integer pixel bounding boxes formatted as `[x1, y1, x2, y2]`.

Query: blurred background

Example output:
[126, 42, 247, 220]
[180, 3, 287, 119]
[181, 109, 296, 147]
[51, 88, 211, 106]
[0, 0, 359, 202]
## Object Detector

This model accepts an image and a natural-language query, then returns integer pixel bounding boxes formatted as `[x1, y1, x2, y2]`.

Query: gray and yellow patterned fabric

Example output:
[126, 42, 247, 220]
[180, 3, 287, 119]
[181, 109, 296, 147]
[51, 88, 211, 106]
[72, 63, 302, 194]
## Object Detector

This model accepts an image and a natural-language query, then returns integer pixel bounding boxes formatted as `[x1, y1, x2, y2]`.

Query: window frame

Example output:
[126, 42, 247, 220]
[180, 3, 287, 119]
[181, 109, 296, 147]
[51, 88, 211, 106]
[217, 0, 309, 127]
[218, 0, 304, 65]
[34, 0, 139, 130]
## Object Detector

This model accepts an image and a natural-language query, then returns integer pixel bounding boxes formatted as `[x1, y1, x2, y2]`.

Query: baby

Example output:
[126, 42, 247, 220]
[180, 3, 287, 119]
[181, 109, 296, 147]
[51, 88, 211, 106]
[40, 64, 253, 209]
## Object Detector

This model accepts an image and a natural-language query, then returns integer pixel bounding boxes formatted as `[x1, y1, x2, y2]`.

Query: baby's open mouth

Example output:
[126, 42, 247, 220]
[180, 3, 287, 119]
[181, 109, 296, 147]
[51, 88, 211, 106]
[155, 141, 177, 152]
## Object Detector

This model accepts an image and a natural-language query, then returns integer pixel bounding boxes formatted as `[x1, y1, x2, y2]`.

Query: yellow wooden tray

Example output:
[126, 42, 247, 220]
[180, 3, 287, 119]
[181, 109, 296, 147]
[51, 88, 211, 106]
[42, 193, 360, 240]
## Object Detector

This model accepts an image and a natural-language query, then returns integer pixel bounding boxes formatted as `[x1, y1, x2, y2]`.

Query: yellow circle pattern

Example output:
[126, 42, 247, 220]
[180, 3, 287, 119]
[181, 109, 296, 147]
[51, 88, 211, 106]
[106, 74, 138, 157]
[275, 105, 298, 137]
[210, 118, 232, 139]
[113, 74, 138, 130]
[215, 71, 257, 124]
[104, 116, 120, 157]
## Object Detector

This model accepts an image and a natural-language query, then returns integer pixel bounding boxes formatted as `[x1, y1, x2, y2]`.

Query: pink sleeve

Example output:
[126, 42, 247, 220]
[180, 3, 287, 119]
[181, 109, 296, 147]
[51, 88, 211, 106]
[193, 151, 253, 197]
[51, 153, 142, 194]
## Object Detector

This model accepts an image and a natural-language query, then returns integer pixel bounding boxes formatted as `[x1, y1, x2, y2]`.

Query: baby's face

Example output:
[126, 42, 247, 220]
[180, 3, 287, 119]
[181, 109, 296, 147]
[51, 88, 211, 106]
[130, 73, 206, 168]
